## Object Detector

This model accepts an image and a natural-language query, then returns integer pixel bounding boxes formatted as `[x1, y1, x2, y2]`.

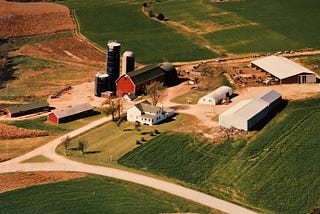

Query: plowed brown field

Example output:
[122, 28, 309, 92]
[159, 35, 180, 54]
[0, 172, 86, 193]
[0, 1, 74, 39]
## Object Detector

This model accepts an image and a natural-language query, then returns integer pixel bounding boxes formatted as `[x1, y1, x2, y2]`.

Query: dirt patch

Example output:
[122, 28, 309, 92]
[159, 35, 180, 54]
[18, 36, 106, 66]
[0, 1, 74, 38]
[0, 171, 86, 193]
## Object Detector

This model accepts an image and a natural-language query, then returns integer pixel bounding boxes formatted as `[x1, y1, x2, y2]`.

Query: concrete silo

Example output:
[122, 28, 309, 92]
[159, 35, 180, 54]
[121, 51, 135, 76]
[95, 72, 108, 97]
[106, 41, 121, 92]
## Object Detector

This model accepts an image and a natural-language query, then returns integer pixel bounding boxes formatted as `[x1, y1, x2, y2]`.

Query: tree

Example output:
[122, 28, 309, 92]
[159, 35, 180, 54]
[146, 81, 165, 106]
[78, 139, 88, 154]
[156, 13, 165, 21]
[61, 135, 71, 156]
[100, 98, 121, 121]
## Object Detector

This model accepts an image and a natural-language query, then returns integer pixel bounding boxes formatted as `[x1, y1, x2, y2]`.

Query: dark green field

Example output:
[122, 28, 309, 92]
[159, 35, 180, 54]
[0, 176, 213, 214]
[59, 0, 216, 64]
[119, 97, 320, 213]
[152, 0, 320, 55]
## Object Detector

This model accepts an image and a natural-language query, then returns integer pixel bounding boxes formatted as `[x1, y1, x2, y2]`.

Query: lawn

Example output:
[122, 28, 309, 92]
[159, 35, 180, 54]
[119, 97, 320, 213]
[59, 0, 216, 64]
[56, 113, 202, 167]
[0, 175, 214, 214]
[152, 0, 320, 55]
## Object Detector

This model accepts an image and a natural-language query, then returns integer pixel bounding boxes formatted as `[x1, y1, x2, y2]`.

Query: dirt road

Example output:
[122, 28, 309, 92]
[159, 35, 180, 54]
[0, 116, 257, 214]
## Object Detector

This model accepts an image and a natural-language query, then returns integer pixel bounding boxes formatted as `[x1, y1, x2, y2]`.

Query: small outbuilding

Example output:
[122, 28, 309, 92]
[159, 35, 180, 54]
[252, 56, 316, 84]
[2, 100, 49, 118]
[48, 103, 93, 124]
[197, 86, 233, 105]
[219, 89, 282, 131]
[126, 100, 175, 126]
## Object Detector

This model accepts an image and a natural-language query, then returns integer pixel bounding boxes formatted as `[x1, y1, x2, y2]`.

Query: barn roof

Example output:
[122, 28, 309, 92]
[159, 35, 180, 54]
[252, 56, 315, 79]
[53, 103, 93, 119]
[5, 100, 49, 114]
[127, 64, 165, 85]
[256, 89, 281, 105]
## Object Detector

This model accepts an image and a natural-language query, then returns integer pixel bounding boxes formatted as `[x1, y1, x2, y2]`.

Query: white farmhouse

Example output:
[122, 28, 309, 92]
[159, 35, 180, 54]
[197, 86, 233, 105]
[127, 100, 175, 125]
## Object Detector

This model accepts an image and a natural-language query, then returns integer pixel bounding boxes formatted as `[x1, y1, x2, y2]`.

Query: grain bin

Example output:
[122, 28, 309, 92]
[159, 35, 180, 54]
[121, 51, 135, 75]
[106, 41, 121, 92]
[95, 72, 108, 97]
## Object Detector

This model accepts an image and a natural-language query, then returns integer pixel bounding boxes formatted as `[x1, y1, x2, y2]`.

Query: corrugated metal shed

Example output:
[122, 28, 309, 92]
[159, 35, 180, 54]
[198, 86, 232, 105]
[256, 89, 281, 105]
[53, 103, 93, 119]
[252, 56, 315, 80]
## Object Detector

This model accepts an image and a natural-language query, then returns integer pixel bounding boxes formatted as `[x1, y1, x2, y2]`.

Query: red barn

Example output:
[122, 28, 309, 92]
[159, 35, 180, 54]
[116, 62, 178, 97]
[48, 103, 93, 124]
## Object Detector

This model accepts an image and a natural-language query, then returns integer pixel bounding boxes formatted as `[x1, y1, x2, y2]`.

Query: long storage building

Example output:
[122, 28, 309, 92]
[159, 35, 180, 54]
[219, 89, 281, 131]
[252, 56, 316, 84]
[2, 100, 49, 118]
[48, 103, 93, 124]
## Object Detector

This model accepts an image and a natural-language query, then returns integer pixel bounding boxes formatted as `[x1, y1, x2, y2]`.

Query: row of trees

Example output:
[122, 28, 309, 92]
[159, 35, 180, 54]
[62, 136, 87, 156]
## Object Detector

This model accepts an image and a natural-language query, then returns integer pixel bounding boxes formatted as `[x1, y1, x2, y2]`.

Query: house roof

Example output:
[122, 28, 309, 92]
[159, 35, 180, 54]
[252, 55, 315, 79]
[127, 64, 165, 85]
[256, 89, 281, 105]
[134, 100, 160, 114]
[53, 103, 93, 119]
[5, 100, 49, 114]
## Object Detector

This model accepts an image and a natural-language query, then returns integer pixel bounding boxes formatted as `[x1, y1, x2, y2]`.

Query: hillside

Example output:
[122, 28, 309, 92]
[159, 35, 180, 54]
[119, 97, 320, 213]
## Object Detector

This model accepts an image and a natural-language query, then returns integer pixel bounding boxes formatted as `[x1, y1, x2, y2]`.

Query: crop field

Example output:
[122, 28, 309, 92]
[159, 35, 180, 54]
[119, 97, 320, 213]
[152, 0, 320, 55]
[0, 176, 213, 214]
[59, 0, 216, 64]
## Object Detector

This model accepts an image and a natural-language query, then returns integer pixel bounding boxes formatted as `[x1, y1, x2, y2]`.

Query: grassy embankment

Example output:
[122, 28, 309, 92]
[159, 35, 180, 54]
[152, 0, 320, 56]
[0, 31, 101, 102]
[0, 175, 214, 214]
[59, 0, 216, 64]
[119, 97, 320, 213]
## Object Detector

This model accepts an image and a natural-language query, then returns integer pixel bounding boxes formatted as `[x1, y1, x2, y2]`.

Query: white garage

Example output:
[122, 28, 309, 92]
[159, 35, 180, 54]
[197, 86, 233, 105]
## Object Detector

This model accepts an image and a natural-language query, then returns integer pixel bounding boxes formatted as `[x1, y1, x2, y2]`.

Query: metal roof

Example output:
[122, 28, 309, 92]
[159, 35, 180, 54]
[53, 103, 93, 119]
[221, 99, 268, 120]
[252, 55, 315, 79]
[204, 86, 232, 99]
[5, 100, 48, 114]
[256, 89, 281, 105]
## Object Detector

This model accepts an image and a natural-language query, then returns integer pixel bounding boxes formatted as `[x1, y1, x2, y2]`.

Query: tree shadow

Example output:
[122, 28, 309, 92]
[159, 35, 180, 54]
[84, 150, 102, 154]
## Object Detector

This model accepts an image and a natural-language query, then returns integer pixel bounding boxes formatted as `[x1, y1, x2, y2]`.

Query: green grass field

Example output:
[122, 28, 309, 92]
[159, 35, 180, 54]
[152, 0, 320, 55]
[0, 175, 214, 214]
[56, 113, 201, 167]
[59, 0, 216, 64]
[119, 97, 320, 213]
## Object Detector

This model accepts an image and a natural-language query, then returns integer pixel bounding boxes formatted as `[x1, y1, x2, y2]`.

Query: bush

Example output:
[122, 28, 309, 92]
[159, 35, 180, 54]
[149, 131, 154, 136]
[141, 137, 146, 142]
[156, 13, 165, 21]
[136, 140, 142, 145]
[154, 129, 160, 134]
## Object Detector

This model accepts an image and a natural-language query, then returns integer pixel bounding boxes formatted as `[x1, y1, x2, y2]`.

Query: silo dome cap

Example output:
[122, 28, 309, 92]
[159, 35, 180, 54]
[108, 41, 121, 47]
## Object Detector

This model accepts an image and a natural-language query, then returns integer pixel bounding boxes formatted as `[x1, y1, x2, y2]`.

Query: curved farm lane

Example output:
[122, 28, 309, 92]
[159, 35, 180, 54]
[0, 117, 257, 214]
